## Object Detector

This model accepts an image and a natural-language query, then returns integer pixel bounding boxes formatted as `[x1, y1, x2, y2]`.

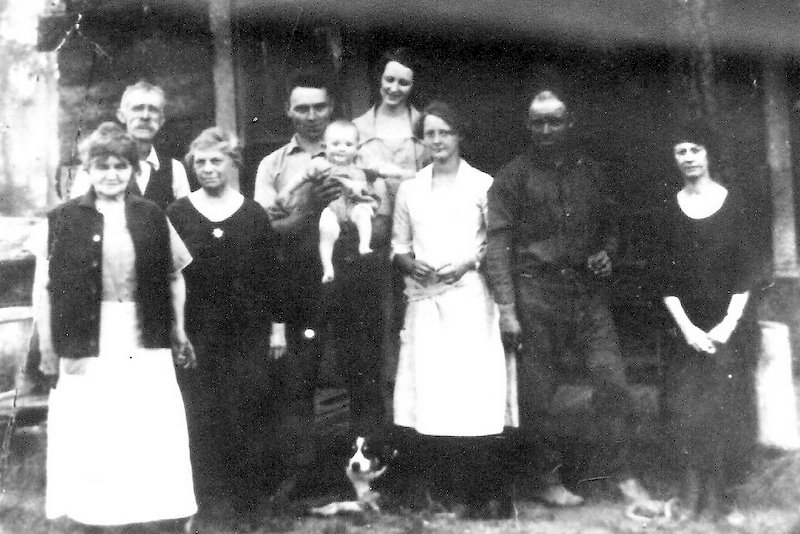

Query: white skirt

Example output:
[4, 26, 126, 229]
[394, 272, 507, 436]
[46, 302, 197, 525]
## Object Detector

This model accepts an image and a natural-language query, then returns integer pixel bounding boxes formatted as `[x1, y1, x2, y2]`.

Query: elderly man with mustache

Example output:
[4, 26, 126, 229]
[70, 80, 192, 210]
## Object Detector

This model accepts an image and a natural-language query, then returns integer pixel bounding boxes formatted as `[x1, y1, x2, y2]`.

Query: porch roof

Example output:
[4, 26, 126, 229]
[234, 0, 800, 54]
[45, 1, 800, 55]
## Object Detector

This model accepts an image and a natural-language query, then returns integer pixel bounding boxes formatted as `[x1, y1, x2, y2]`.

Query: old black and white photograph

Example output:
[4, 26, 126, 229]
[2, 1, 800, 533]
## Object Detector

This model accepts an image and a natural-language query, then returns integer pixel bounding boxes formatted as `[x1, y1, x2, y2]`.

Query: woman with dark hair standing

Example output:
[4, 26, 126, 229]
[392, 102, 510, 518]
[661, 120, 761, 520]
[30, 122, 197, 531]
[167, 127, 286, 514]
[353, 48, 432, 421]
[354, 47, 430, 205]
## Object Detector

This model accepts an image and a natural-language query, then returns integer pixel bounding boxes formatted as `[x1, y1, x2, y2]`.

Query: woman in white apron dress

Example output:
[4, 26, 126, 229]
[392, 102, 512, 518]
[30, 122, 197, 531]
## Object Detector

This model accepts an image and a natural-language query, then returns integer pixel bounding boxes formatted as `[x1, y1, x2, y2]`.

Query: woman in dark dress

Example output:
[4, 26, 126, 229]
[661, 121, 761, 520]
[353, 48, 431, 421]
[167, 128, 285, 513]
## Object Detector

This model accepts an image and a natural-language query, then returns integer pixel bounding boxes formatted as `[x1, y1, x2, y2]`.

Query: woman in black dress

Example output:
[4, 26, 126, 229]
[661, 121, 761, 519]
[167, 128, 285, 514]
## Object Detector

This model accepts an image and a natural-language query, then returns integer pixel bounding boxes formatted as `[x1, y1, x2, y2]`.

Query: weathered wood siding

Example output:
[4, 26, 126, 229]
[56, 5, 215, 174]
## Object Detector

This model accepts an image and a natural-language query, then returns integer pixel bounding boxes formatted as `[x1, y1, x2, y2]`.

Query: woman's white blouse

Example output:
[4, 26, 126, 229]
[391, 159, 490, 270]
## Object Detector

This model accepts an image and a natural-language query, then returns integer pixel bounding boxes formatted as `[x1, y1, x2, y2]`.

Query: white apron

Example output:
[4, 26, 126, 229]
[394, 272, 508, 436]
[46, 303, 197, 525]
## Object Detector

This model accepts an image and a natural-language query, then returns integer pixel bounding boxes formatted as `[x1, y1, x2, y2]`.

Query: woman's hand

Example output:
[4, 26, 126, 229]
[678, 322, 717, 354]
[437, 261, 471, 285]
[395, 254, 439, 286]
[663, 295, 716, 354]
[409, 259, 439, 285]
[708, 316, 738, 345]
[708, 293, 748, 345]
[171, 328, 197, 369]
[270, 322, 287, 360]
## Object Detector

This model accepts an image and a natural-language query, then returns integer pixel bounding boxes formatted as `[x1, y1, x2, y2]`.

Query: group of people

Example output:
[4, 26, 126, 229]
[19, 46, 764, 531]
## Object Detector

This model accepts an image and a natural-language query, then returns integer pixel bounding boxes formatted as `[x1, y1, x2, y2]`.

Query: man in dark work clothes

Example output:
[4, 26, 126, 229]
[485, 87, 651, 506]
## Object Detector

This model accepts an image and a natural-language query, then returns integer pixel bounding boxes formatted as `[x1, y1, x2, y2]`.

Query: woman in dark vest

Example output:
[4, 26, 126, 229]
[29, 122, 197, 532]
[167, 128, 286, 515]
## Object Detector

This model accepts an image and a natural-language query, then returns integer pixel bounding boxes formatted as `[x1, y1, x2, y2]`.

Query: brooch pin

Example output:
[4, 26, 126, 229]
[212, 228, 224, 238]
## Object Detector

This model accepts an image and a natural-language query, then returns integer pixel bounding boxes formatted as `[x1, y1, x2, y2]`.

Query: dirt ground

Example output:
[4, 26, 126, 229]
[2, 489, 800, 534]
[2, 423, 800, 534]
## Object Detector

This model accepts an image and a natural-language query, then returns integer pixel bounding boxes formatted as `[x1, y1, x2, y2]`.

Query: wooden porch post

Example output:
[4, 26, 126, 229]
[763, 56, 799, 279]
[209, 0, 239, 189]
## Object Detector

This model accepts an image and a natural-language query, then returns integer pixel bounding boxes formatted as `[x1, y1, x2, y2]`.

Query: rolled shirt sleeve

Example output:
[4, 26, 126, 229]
[171, 159, 191, 199]
[253, 151, 281, 215]
[485, 170, 518, 306]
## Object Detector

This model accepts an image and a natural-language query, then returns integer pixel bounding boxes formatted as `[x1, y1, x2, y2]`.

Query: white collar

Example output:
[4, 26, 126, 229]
[145, 146, 160, 171]
[420, 159, 469, 182]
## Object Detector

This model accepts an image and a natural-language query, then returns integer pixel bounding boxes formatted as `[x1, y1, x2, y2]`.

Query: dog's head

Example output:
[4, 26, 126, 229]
[347, 436, 398, 476]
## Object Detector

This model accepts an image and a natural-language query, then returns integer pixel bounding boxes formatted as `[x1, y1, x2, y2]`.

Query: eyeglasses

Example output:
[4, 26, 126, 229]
[291, 103, 330, 115]
[422, 129, 455, 139]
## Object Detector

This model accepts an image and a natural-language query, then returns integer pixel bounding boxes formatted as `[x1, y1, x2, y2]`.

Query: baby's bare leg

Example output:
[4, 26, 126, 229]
[319, 207, 340, 283]
[350, 203, 374, 255]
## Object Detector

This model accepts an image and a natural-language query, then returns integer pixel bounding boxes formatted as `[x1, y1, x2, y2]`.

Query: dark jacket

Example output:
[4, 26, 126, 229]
[47, 190, 173, 358]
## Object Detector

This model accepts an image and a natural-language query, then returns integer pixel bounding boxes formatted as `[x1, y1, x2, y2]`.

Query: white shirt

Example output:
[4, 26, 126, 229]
[70, 146, 191, 200]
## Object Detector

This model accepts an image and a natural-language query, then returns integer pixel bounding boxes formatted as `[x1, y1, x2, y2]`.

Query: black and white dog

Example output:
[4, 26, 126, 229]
[310, 436, 399, 515]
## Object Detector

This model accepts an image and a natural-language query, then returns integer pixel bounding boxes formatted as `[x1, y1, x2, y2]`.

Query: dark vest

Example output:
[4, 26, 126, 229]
[47, 192, 173, 358]
[127, 150, 175, 211]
